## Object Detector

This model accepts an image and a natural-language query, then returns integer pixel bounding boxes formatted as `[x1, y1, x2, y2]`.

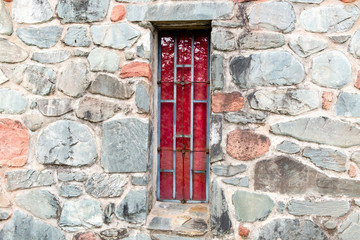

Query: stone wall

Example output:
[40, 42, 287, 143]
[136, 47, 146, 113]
[1, 0, 360, 239]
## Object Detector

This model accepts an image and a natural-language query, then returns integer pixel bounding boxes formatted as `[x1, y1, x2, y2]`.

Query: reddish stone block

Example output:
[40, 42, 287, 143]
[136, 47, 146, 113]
[349, 163, 357, 178]
[227, 129, 270, 161]
[238, 225, 250, 237]
[4, 0, 12, 2]
[120, 62, 152, 80]
[355, 70, 360, 89]
[322, 91, 334, 110]
[211, 92, 244, 113]
[111, 5, 126, 22]
[341, 0, 356, 2]
[0, 119, 29, 167]
[73, 232, 100, 240]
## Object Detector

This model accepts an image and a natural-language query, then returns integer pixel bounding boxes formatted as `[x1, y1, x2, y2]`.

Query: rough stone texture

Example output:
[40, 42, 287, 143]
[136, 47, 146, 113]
[210, 181, 232, 235]
[147, 217, 172, 231]
[89, 73, 134, 99]
[56, 0, 110, 23]
[0, 119, 29, 167]
[253, 218, 328, 240]
[300, 5, 359, 33]
[91, 23, 140, 50]
[276, 141, 300, 154]
[254, 156, 360, 197]
[230, 51, 305, 88]
[211, 92, 244, 113]
[0, 69, 8, 84]
[13, 64, 56, 96]
[227, 129, 270, 161]
[312, 51, 351, 88]
[85, 173, 127, 198]
[36, 120, 96, 166]
[288, 200, 350, 217]
[103, 203, 115, 225]
[289, 35, 328, 57]
[32, 50, 71, 64]
[120, 62, 152, 80]
[111, 5, 126, 22]
[289, 0, 323, 3]
[336, 92, 360, 117]
[12, 0, 53, 24]
[22, 114, 43, 131]
[211, 164, 246, 177]
[329, 35, 351, 44]
[37, 98, 72, 117]
[232, 191, 274, 222]
[0, 187, 10, 208]
[0, 38, 28, 63]
[131, 174, 150, 186]
[271, 117, 360, 147]
[324, 220, 337, 230]
[277, 202, 286, 214]
[303, 147, 346, 172]
[349, 163, 357, 178]
[73, 232, 100, 240]
[88, 48, 120, 73]
[0, 89, 27, 114]
[17, 26, 63, 49]
[222, 177, 249, 188]
[211, 30, 236, 51]
[73, 49, 89, 57]
[63, 26, 91, 47]
[15, 190, 60, 219]
[115, 189, 147, 224]
[58, 171, 87, 182]
[100, 228, 129, 240]
[59, 183, 83, 198]
[136, 82, 150, 113]
[322, 91, 334, 110]
[152, 235, 204, 240]
[210, 115, 223, 162]
[247, 1, 296, 33]
[6, 169, 55, 191]
[0, 210, 10, 220]
[339, 211, 360, 240]
[239, 31, 285, 50]
[102, 118, 148, 173]
[211, 54, 224, 90]
[177, 218, 208, 236]
[126, 2, 233, 22]
[59, 199, 102, 232]
[349, 28, 360, 60]
[0, 0, 13, 35]
[238, 226, 250, 237]
[224, 111, 267, 125]
[0, 211, 65, 240]
[75, 96, 120, 123]
[58, 59, 89, 98]
[249, 89, 320, 115]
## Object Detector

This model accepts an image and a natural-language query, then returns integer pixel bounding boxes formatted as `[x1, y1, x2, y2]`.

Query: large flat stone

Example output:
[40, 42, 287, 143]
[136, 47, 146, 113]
[288, 200, 350, 217]
[63, 26, 91, 47]
[37, 98, 72, 117]
[31, 50, 71, 64]
[222, 177, 249, 188]
[211, 164, 246, 177]
[12, 0, 53, 24]
[210, 181, 232, 235]
[88, 48, 120, 73]
[6, 169, 55, 191]
[17, 26, 63, 49]
[211, 54, 224, 90]
[336, 92, 360, 117]
[75, 96, 120, 122]
[89, 73, 134, 99]
[224, 111, 267, 125]
[339, 211, 360, 240]
[0, 0, 13, 35]
[239, 31, 285, 50]
[0, 88, 27, 114]
[115, 189, 147, 224]
[289, 35, 328, 57]
[271, 117, 360, 147]
[303, 147, 347, 172]
[230, 51, 305, 88]
[102, 118, 148, 173]
[85, 173, 127, 198]
[0, 38, 28, 63]
[135, 82, 150, 113]
[211, 30, 236, 51]
[276, 141, 300, 154]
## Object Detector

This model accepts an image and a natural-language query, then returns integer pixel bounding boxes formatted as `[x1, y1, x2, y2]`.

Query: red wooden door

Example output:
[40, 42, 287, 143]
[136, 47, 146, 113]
[158, 31, 209, 202]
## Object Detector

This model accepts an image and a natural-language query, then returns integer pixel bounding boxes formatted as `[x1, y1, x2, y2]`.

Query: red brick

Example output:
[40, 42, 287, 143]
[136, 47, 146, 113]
[341, 0, 356, 2]
[120, 62, 152, 80]
[73, 232, 100, 240]
[211, 92, 244, 113]
[0, 119, 29, 167]
[238, 226, 250, 237]
[111, 5, 126, 22]
[322, 91, 334, 110]
[4, 0, 12, 2]
[349, 163, 357, 178]
[355, 70, 360, 89]
[227, 129, 270, 161]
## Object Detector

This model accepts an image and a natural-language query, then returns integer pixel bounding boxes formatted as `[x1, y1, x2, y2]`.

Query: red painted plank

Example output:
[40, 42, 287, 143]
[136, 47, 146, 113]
[192, 173, 206, 201]
[160, 172, 173, 199]
[177, 34, 192, 65]
[193, 103, 207, 151]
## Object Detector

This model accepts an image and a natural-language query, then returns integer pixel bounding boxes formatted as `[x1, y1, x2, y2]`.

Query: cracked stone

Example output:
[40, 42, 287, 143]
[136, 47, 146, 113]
[85, 173, 127, 198]
[88, 48, 120, 73]
[31, 50, 71, 64]
[239, 31, 285, 50]
[302, 147, 347, 172]
[17, 26, 63, 49]
[59, 183, 83, 198]
[37, 98, 72, 117]
[289, 35, 328, 57]
[115, 189, 147, 224]
[6, 169, 55, 191]
[63, 26, 91, 47]
[288, 199, 350, 217]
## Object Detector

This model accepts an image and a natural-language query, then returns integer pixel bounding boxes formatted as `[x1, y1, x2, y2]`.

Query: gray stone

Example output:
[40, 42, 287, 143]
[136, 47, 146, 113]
[37, 98, 72, 117]
[32, 50, 71, 64]
[253, 218, 328, 240]
[0, 210, 10, 220]
[355, 199, 360, 207]
[210, 115, 223, 163]
[271, 117, 360, 147]
[152, 235, 205, 240]
[75, 96, 120, 123]
[312, 51, 351, 88]
[58, 59, 89, 98]
[13, 65, 56, 96]
[88, 48, 120, 73]
[12, 0, 53, 24]
[123, 234, 151, 240]
[289, 0, 323, 3]
[339, 211, 360, 240]
[17, 26, 63, 49]
[102, 118, 148, 173]
[232, 190, 274, 222]
[210, 180, 232, 235]
[148, 217, 172, 231]
[249, 89, 320, 115]
[0, 69, 8, 84]
[329, 35, 351, 44]
[15, 190, 59, 219]
[300, 5, 359, 33]
[211, 54, 224, 90]
[224, 111, 267, 125]
[351, 151, 360, 169]
[132, 174, 150, 186]
[56, 0, 110, 23]
[115, 189, 147, 224]
[277, 202, 286, 213]
[288, 200, 350, 217]
[289, 35, 328, 57]
[0, 88, 27, 114]
[104, 203, 115, 224]
[100, 228, 129, 239]
[73, 49, 89, 57]
[303, 147, 347, 172]
[117, 0, 153, 2]
[222, 177, 249, 188]
[0, 38, 28, 63]
[63, 26, 91, 47]
[177, 218, 207, 236]
[248, 1, 296, 33]
[125, 50, 136, 60]
[349, 28, 360, 58]
[59, 183, 83, 198]
[89, 73, 134, 99]
[136, 82, 149, 113]
[0, 211, 65, 240]
[36, 120, 96, 167]
[230, 51, 305, 88]
[126, 2, 233, 22]
[324, 220, 337, 230]
[136, 45, 146, 59]
[0, 0, 13, 35]
[22, 114, 43, 131]
[59, 199, 102, 232]
[211, 164, 246, 177]
[276, 141, 300, 154]
[85, 173, 127, 198]
[6, 169, 55, 191]
[212, 20, 243, 28]
[239, 31, 285, 50]
[58, 171, 87, 182]
[211, 30, 236, 51]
